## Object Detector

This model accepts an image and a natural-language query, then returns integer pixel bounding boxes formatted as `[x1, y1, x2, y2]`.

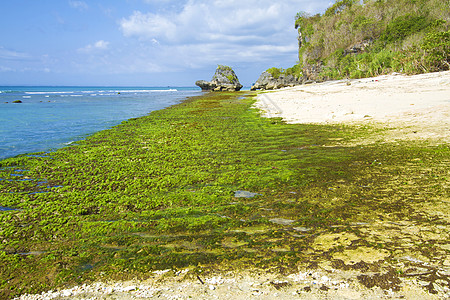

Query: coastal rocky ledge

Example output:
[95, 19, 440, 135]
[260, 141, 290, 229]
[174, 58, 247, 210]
[251, 71, 301, 91]
[196, 65, 243, 91]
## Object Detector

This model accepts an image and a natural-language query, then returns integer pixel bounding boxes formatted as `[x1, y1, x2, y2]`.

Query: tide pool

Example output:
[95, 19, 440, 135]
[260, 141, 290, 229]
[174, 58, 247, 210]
[0, 86, 201, 160]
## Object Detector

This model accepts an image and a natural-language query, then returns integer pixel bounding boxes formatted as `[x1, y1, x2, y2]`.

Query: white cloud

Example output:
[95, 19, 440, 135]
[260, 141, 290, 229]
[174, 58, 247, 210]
[94, 40, 109, 50]
[0, 66, 15, 72]
[118, 0, 319, 62]
[78, 40, 110, 53]
[79, 0, 330, 83]
[120, 0, 322, 42]
[120, 11, 177, 41]
[0, 46, 32, 61]
[116, 0, 309, 77]
[69, 1, 89, 11]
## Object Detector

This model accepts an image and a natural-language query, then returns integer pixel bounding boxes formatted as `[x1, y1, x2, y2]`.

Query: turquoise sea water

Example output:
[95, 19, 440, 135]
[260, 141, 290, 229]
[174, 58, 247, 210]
[0, 86, 201, 160]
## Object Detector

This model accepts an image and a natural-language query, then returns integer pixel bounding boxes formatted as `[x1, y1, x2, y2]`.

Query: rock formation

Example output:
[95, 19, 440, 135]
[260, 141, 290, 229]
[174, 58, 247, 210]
[343, 39, 374, 56]
[250, 72, 301, 91]
[196, 65, 243, 91]
[303, 62, 324, 83]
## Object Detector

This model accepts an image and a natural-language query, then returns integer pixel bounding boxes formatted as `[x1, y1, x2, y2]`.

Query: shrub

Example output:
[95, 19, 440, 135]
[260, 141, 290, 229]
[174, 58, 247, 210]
[380, 14, 431, 43]
[393, 46, 424, 74]
[266, 67, 283, 79]
[421, 30, 450, 71]
[325, 0, 358, 17]
[285, 64, 303, 78]
[265, 64, 304, 80]
[368, 49, 395, 76]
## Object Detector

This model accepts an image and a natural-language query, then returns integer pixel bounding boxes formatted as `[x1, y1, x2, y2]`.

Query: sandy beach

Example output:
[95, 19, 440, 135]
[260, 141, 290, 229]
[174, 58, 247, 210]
[255, 71, 450, 144]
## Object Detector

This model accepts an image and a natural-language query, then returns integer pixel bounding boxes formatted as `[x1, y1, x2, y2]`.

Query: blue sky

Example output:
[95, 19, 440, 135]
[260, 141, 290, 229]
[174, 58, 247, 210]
[0, 0, 332, 86]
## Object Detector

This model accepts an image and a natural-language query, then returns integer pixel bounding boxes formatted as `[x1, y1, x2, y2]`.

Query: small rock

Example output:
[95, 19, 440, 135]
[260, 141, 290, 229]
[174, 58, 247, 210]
[61, 290, 72, 297]
[269, 218, 295, 225]
[123, 285, 136, 292]
[293, 227, 312, 232]
[320, 285, 330, 291]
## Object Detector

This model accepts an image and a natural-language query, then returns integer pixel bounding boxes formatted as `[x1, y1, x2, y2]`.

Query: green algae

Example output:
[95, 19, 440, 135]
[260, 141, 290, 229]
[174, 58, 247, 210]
[0, 92, 448, 298]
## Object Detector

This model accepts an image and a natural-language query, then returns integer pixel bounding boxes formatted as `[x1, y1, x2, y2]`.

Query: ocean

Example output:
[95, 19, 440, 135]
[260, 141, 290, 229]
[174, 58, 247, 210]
[0, 86, 202, 160]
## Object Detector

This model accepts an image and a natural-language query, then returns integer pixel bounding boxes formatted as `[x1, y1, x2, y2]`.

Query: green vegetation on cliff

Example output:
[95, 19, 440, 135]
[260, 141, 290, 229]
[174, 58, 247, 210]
[294, 0, 450, 80]
[265, 65, 302, 79]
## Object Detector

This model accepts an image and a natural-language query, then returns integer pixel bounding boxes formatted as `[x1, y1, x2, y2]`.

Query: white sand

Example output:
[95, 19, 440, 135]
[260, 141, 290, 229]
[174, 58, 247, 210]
[255, 71, 450, 143]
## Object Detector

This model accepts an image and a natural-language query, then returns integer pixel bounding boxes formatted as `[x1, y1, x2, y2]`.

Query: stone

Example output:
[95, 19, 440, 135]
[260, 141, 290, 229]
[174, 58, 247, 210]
[195, 80, 217, 91]
[251, 72, 301, 91]
[12, 100, 22, 103]
[344, 39, 374, 56]
[196, 65, 243, 91]
[269, 218, 296, 226]
[293, 226, 312, 232]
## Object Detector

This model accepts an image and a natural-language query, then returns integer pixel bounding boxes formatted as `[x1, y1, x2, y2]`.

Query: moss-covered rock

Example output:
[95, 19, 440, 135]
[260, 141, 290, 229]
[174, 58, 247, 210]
[251, 71, 301, 91]
[196, 65, 243, 91]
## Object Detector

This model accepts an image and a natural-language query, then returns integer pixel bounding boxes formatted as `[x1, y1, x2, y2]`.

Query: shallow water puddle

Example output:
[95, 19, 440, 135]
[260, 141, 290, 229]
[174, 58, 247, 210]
[234, 190, 261, 198]
[293, 226, 312, 232]
[19, 251, 46, 256]
[0, 206, 16, 211]
[269, 218, 296, 226]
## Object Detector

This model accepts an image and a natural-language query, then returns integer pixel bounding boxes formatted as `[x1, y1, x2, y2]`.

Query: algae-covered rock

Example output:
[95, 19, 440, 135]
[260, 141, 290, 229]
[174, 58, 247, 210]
[196, 65, 243, 92]
[250, 71, 300, 91]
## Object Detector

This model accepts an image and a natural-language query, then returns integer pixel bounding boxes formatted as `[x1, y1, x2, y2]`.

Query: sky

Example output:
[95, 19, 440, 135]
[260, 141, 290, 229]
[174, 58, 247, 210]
[0, 0, 332, 86]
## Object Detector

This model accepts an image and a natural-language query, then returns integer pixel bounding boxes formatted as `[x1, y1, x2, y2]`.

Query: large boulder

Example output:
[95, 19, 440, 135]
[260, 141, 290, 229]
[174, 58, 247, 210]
[251, 72, 301, 91]
[196, 65, 243, 91]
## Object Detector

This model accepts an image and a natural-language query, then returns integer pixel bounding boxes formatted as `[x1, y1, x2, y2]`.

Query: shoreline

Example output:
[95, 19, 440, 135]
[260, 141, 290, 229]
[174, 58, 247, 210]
[0, 87, 202, 161]
[15, 267, 443, 299]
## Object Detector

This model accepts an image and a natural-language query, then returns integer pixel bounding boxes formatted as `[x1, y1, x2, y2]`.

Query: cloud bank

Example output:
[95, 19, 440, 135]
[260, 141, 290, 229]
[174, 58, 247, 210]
[0, 0, 331, 85]
[118, 0, 322, 72]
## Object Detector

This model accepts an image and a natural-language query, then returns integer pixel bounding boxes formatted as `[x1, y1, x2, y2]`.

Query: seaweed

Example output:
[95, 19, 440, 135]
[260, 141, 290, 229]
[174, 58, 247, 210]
[0, 92, 448, 298]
